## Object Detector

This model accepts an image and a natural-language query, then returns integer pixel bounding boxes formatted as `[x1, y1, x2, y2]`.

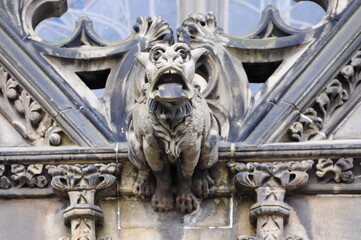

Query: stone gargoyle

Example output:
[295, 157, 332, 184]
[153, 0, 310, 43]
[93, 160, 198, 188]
[127, 43, 219, 213]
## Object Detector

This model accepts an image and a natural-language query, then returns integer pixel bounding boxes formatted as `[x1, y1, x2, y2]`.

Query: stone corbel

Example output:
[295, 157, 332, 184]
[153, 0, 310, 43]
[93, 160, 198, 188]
[46, 163, 118, 240]
[232, 160, 313, 240]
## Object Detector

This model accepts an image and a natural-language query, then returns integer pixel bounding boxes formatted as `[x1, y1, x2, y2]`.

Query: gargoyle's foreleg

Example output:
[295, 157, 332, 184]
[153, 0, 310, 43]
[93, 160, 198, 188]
[176, 151, 200, 213]
[151, 162, 174, 212]
[192, 115, 219, 198]
[128, 123, 155, 199]
[142, 141, 174, 211]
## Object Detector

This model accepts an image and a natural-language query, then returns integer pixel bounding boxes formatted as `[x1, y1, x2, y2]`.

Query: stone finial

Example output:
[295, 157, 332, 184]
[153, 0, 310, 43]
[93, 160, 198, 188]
[47, 163, 118, 240]
[233, 160, 313, 240]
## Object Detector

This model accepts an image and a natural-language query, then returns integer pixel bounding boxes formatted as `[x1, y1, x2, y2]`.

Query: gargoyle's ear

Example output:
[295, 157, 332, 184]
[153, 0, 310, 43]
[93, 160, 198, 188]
[190, 48, 209, 63]
[134, 52, 149, 67]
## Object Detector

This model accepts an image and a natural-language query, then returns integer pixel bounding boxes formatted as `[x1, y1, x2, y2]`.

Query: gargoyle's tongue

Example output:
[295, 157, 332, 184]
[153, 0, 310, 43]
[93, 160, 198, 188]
[157, 83, 183, 100]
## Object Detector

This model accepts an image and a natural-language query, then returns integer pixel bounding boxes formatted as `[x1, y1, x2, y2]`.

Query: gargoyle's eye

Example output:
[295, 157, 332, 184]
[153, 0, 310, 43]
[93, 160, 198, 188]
[153, 49, 163, 61]
[178, 49, 188, 60]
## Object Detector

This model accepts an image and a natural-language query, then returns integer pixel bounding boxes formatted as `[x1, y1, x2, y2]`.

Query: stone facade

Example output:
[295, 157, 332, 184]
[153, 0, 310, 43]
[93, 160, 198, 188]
[0, 0, 360, 239]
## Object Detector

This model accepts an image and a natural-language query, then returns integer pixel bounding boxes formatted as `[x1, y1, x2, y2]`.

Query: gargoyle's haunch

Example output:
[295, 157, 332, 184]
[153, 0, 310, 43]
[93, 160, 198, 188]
[127, 43, 219, 213]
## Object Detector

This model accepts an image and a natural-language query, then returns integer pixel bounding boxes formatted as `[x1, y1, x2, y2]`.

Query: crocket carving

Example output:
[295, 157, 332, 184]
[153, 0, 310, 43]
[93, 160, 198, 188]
[127, 43, 219, 213]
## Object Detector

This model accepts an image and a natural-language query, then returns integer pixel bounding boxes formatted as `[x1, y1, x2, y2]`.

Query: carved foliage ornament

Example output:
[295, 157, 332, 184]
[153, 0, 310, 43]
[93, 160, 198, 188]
[290, 50, 361, 141]
[47, 163, 118, 240]
[233, 161, 313, 240]
[234, 161, 313, 190]
[128, 43, 219, 213]
[316, 158, 355, 183]
[0, 65, 68, 146]
[0, 164, 48, 189]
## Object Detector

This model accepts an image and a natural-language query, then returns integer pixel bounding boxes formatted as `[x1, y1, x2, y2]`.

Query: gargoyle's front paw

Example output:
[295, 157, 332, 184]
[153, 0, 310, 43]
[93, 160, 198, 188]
[192, 168, 215, 199]
[151, 191, 174, 212]
[175, 193, 198, 214]
[134, 171, 155, 199]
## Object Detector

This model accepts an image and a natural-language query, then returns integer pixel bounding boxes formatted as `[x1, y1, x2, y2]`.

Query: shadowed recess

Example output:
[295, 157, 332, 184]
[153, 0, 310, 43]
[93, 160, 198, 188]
[243, 61, 282, 83]
[75, 68, 110, 89]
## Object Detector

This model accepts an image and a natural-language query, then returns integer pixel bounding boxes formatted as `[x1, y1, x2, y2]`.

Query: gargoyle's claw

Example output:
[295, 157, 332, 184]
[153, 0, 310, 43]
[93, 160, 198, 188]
[192, 169, 215, 199]
[140, 181, 155, 199]
[176, 193, 198, 214]
[151, 193, 174, 212]
[134, 171, 155, 199]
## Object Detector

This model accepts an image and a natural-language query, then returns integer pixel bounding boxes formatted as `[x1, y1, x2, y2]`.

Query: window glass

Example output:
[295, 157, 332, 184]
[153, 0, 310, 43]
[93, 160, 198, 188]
[228, 0, 325, 36]
[36, 0, 177, 42]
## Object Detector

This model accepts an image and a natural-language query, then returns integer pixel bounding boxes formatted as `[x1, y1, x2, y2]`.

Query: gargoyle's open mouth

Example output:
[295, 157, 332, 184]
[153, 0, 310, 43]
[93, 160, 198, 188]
[154, 73, 187, 91]
[150, 71, 192, 103]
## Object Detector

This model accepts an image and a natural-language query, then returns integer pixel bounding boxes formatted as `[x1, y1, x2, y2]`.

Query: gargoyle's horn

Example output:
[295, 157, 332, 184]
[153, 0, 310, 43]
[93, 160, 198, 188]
[191, 48, 209, 68]
[135, 52, 149, 67]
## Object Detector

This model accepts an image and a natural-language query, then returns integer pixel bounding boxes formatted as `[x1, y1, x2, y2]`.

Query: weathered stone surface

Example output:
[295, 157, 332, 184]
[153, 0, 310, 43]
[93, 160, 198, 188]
[100, 197, 231, 228]
[0, 199, 68, 240]
[96, 196, 238, 239]
[184, 229, 233, 239]
[233, 196, 256, 238]
[287, 195, 361, 240]
[0, 0, 360, 239]
[333, 101, 361, 139]
[0, 113, 29, 147]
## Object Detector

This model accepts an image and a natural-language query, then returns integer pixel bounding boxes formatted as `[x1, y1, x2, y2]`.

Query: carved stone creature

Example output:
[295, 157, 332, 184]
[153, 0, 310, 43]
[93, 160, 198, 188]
[128, 43, 219, 213]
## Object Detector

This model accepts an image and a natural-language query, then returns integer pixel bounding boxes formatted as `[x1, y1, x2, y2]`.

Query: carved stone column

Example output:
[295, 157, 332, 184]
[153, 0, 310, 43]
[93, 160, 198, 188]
[233, 161, 313, 240]
[46, 163, 118, 240]
[177, 0, 229, 32]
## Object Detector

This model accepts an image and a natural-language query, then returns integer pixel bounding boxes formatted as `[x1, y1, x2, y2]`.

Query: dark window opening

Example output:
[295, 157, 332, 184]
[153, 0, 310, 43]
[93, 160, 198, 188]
[243, 61, 282, 83]
[75, 68, 110, 89]
[243, 61, 282, 95]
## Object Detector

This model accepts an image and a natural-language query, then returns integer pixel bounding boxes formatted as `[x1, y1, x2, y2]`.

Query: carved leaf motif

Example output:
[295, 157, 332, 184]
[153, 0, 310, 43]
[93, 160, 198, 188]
[10, 164, 48, 188]
[47, 165, 82, 191]
[285, 172, 309, 190]
[235, 162, 271, 188]
[316, 158, 354, 183]
[0, 176, 11, 189]
[234, 161, 313, 189]
[133, 16, 173, 45]
[96, 163, 117, 175]
[316, 79, 348, 121]
[31, 175, 48, 188]
[289, 108, 324, 141]
[5, 77, 19, 100]
[254, 163, 272, 187]
[288, 160, 314, 172]
[0, 165, 10, 189]
[27, 164, 43, 175]
[289, 50, 361, 142]
[342, 51, 361, 96]
[236, 171, 257, 188]
[0, 65, 68, 146]
[178, 12, 224, 44]
[47, 164, 118, 191]
[10, 164, 25, 176]
[272, 162, 290, 186]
